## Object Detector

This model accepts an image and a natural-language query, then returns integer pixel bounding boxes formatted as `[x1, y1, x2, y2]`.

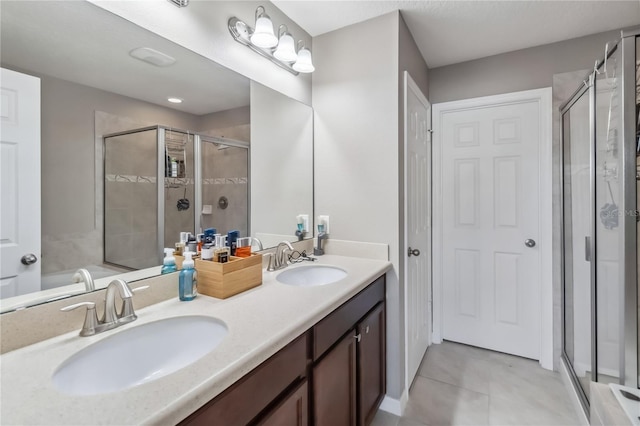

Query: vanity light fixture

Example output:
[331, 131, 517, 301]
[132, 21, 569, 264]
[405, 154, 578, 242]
[167, 97, 183, 104]
[167, 0, 189, 7]
[228, 6, 314, 75]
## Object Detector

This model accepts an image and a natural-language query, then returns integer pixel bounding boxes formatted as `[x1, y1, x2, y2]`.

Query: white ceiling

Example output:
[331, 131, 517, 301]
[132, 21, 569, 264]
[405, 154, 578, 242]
[0, 1, 250, 116]
[272, 0, 640, 68]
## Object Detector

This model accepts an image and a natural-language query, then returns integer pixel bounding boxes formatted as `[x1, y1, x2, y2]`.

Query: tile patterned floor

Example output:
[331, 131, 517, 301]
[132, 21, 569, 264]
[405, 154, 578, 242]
[372, 341, 581, 426]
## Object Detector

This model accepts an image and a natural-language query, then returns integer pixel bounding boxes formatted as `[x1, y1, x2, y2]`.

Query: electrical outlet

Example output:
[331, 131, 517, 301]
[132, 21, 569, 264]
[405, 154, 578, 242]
[319, 215, 330, 234]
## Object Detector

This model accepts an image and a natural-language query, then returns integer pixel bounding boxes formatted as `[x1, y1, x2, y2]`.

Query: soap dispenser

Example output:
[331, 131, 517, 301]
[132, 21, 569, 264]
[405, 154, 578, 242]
[161, 248, 177, 274]
[179, 251, 197, 301]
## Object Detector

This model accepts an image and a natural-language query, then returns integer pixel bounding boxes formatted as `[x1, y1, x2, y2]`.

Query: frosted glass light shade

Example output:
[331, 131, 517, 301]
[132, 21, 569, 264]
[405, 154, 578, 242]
[273, 33, 297, 62]
[251, 16, 278, 48]
[293, 48, 315, 73]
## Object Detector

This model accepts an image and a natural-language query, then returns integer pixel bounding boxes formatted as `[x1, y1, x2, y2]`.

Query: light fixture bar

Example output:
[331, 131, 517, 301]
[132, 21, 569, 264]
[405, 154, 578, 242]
[228, 17, 300, 76]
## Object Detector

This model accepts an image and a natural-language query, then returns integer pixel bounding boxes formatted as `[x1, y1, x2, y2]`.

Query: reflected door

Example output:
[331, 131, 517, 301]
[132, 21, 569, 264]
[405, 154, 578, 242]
[0, 68, 41, 298]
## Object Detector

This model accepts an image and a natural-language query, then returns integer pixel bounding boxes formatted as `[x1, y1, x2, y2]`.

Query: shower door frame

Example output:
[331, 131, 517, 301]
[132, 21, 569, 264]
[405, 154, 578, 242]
[560, 29, 639, 417]
[560, 78, 593, 412]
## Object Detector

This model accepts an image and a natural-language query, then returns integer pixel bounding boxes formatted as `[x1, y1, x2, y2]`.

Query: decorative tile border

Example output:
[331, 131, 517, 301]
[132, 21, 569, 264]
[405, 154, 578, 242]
[105, 175, 248, 185]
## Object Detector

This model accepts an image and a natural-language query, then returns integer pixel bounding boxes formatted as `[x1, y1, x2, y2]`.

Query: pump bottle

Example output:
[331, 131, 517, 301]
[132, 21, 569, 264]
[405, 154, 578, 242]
[161, 248, 177, 274]
[179, 251, 197, 301]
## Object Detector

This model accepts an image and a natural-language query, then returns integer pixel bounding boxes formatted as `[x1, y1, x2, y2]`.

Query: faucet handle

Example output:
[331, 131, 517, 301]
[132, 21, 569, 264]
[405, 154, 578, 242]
[60, 302, 99, 337]
[264, 252, 276, 272]
[120, 285, 149, 319]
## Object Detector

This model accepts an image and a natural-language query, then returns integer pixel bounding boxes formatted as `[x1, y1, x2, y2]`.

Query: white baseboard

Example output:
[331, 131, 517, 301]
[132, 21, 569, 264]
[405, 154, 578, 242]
[378, 389, 409, 417]
[560, 357, 589, 426]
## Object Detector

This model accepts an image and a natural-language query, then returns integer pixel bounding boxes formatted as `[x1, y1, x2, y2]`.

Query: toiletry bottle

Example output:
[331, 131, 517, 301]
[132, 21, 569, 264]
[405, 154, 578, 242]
[171, 157, 178, 177]
[161, 248, 177, 274]
[227, 230, 239, 256]
[179, 251, 197, 301]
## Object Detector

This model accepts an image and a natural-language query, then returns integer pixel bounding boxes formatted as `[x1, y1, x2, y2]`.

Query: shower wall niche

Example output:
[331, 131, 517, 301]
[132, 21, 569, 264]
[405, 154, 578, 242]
[104, 126, 248, 270]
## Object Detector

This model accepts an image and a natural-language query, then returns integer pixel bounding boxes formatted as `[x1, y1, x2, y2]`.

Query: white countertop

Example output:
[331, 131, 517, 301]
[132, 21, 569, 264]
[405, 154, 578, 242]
[0, 255, 391, 425]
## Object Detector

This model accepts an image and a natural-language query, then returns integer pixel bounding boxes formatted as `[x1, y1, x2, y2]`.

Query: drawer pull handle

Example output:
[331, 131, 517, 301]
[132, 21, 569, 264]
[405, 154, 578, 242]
[354, 333, 362, 343]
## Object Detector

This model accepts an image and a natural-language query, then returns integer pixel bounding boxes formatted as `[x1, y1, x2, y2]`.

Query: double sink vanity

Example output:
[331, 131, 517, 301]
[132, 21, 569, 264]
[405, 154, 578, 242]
[1, 252, 391, 425]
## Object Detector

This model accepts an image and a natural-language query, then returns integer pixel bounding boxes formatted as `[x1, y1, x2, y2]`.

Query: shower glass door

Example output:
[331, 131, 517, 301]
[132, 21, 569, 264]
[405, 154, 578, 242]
[594, 44, 624, 385]
[562, 87, 593, 402]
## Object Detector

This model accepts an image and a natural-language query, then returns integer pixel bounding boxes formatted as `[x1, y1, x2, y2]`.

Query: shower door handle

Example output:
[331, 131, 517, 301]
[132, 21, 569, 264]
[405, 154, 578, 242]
[585, 236, 591, 262]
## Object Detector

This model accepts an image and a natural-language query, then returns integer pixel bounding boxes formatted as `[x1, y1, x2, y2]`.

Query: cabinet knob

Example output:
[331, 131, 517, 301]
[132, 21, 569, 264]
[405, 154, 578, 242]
[354, 333, 361, 343]
[408, 247, 420, 257]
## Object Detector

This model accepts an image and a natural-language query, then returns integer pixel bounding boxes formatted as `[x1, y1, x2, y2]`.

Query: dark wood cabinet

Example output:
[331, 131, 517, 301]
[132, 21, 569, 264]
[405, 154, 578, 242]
[180, 334, 308, 426]
[312, 276, 386, 426]
[178, 274, 386, 426]
[258, 380, 309, 426]
[312, 331, 357, 426]
[356, 302, 385, 426]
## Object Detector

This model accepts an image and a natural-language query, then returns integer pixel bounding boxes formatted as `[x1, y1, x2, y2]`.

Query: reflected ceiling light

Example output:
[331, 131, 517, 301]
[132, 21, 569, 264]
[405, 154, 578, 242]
[167, 97, 183, 104]
[228, 6, 314, 75]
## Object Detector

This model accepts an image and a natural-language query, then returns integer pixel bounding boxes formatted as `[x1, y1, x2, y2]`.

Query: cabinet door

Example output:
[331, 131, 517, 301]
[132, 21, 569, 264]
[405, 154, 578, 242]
[357, 303, 385, 426]
[258, 380, 308, 426]
[313, 330, 357, 426]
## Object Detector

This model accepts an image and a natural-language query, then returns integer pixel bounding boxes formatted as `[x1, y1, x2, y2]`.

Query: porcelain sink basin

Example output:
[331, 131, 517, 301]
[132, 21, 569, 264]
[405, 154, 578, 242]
[276, 265, 347, 287]
[52, 315, 227, 395]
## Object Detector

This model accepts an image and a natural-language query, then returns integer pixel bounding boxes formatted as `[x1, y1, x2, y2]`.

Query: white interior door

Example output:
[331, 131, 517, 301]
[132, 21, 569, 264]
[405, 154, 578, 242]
[0, 67, 41, 298]
[434, 90, 549, 360]
[404, 72, 431, 386]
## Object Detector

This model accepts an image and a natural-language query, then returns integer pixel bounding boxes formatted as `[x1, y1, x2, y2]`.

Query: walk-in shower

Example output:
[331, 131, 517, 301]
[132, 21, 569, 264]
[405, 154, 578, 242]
[561, 28, 639, 415]
[103, 126, 249, 270]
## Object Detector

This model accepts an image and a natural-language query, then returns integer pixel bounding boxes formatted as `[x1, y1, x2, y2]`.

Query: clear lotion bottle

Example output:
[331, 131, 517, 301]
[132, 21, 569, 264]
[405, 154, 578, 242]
[179, 251, 197, 301]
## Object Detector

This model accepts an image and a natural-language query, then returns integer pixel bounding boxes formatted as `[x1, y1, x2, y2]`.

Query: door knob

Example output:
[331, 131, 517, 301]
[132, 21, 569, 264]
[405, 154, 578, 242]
[408, 247, 420, 257]
[524, 239, 536, 248]
[21, 253, 38, 265]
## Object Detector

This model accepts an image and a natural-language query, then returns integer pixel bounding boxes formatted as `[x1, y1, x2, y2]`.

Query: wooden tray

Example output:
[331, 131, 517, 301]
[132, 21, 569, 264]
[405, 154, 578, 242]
[194, 253, 262, 299]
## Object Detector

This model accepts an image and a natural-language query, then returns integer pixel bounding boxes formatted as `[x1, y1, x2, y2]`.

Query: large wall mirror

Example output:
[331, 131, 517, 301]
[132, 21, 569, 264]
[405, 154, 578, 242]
[0, 1, 313, 312]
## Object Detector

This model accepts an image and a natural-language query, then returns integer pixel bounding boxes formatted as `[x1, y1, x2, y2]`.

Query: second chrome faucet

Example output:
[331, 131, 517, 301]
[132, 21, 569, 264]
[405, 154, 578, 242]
[267, 241, 295, 272]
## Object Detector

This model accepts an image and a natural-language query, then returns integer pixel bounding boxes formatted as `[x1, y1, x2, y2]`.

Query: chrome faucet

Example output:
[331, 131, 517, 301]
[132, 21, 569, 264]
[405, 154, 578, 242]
[267, 241, 294, 272]
[102, 279, 135, 324]
[72, 268, 95, 291]
[61, 280, 147, 337]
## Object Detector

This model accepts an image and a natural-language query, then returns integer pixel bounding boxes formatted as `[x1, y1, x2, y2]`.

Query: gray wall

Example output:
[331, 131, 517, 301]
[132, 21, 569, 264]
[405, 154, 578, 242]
[313, 11, 405, 400]
[429, 30, 619, 103]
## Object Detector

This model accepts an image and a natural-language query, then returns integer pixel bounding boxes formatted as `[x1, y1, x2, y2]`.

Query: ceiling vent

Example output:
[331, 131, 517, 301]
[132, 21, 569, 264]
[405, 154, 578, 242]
[129, 47, 176, 67]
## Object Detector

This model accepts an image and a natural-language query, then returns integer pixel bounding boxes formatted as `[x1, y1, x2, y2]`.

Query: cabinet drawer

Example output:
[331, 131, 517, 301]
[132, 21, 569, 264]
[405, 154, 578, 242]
[181, 332, 309, 426]
[313, 275, 385, 360]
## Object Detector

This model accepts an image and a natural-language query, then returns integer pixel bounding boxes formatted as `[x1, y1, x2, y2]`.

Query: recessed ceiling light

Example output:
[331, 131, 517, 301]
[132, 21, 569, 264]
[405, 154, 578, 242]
[167, 97, 183, 104]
